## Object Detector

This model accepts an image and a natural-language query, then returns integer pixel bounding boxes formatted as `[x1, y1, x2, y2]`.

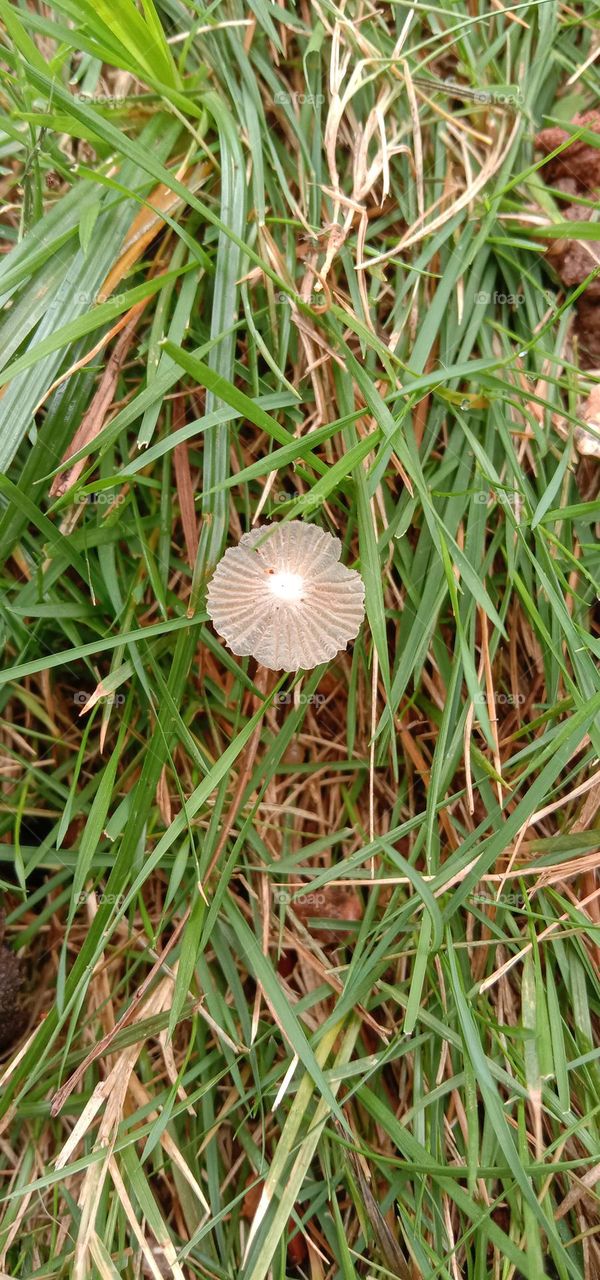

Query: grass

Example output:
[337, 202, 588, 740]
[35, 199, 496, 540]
[0, 0, 599, 1277]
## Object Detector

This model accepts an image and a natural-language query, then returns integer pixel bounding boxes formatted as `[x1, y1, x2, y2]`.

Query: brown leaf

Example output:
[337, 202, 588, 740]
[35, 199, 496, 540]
[292, 882, 363, 944]
[156, 765, 172, 826]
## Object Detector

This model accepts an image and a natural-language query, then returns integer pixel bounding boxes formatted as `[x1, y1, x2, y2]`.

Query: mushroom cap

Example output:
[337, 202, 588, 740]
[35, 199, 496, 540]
[206, 521, 365, 671]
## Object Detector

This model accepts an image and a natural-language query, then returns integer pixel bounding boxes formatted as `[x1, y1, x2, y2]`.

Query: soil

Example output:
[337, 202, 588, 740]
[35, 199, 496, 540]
[536, 110, 600, 371]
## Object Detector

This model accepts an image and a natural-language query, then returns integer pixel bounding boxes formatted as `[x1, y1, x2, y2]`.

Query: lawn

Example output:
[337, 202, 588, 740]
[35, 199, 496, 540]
[0, 1, 599, 1278]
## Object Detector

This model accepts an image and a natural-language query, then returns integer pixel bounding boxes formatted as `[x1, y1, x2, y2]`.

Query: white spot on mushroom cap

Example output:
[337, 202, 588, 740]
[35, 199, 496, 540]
[268, 570, 304, 601]
[206, 521, 365, 671]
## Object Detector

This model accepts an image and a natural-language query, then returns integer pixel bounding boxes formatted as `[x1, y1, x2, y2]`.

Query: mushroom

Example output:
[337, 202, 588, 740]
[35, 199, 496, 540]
[206, 521, 365, 672]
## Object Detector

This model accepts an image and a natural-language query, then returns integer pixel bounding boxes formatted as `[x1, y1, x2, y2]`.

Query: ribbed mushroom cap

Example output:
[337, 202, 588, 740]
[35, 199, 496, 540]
[206, 522, 365, 671]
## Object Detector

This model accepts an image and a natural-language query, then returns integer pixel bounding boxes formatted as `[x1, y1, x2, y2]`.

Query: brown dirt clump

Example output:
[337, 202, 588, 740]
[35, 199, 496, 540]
[536, 110, 600, 190]
[545, 222, 600, 298]
[0, 915, 25, 1052]
[536, 110, 600, 368]
[576, 298, 600, 370]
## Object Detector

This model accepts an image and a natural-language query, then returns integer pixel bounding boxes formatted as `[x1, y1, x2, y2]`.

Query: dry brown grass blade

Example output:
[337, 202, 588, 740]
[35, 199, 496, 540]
[49, 300, 148, 498]
[50, 908, 190, 1116]
[73, 972, 180, 1280]
[555, 1161, 600, 1220]
[126, 1072, 210, 1209]
[572, 779, 600, 967]
[173, 402, 199, 572]
[335, 1118, 415, 1280]
[480, 883, 600, 994]
[99, 162, 210, 300]
[106, 1160, 168, 1280]
[46, 163, 211, 495]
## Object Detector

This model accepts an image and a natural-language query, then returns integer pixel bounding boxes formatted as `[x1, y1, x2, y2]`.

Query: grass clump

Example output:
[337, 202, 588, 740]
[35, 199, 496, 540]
[0, 1, 599, 1278]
